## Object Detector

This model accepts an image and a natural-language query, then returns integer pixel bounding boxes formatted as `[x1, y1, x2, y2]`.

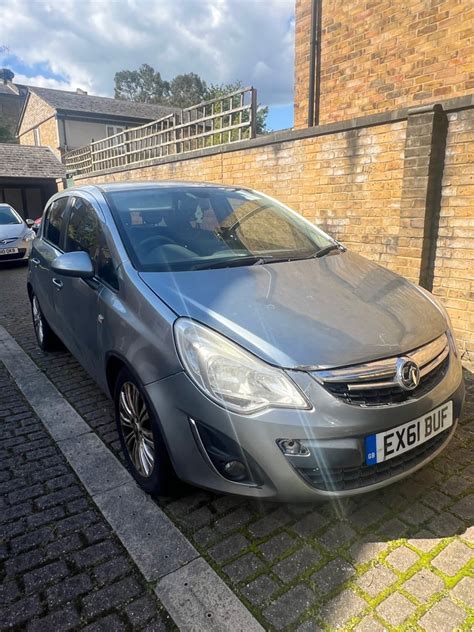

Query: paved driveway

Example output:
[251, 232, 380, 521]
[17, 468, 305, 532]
[1, 264, 473, 631]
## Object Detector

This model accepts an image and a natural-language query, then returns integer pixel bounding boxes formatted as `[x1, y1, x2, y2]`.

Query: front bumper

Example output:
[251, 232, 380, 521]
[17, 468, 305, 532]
[0, 240, 31, 263]
[145, 351, 465, 502]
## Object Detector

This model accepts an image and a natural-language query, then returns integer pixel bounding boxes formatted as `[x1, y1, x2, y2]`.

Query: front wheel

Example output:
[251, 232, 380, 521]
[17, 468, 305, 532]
[31, 292, 61, 351]
[114, 368, 175, 495]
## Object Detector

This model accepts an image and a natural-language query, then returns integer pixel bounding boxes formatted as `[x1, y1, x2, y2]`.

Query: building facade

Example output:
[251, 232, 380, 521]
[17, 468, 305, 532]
[17, 87, 177, 159]
[294, 0, 473, 128]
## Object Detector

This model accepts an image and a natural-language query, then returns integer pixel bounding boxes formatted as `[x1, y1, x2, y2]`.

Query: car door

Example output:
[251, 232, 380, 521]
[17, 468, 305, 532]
[29, 196, 70, 332]
[53, 194, 119, 379]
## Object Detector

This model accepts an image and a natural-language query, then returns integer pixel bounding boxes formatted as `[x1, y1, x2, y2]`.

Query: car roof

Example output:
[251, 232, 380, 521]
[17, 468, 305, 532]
[62, 181, 252, 196]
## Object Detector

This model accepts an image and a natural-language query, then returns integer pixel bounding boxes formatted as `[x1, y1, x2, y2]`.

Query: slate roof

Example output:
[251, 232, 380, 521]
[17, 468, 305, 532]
[29, 87, 177, 121]
[0, 82, 19, 95]
[0, 143, 66, 179]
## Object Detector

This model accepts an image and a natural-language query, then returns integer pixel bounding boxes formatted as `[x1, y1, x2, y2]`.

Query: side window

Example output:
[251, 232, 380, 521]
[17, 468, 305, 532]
[44, 197, 69, 247]
[65, 197, 119, 290]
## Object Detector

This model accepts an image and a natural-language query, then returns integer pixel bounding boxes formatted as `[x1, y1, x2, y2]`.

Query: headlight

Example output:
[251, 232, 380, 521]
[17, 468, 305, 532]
[174, 319, 311, 414]
[23, 230, 35, 242]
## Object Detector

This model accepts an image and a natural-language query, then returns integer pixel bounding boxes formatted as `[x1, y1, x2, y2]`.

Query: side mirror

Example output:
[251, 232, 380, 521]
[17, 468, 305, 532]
[25, 218, 35, 227]
[51, 251, 95, 279]
[31, 224, 39, 233]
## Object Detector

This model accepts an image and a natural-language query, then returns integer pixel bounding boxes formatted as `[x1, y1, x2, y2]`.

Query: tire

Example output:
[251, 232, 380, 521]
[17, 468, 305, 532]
[31, 292, 61, 351]
[114, 367, 175, 495]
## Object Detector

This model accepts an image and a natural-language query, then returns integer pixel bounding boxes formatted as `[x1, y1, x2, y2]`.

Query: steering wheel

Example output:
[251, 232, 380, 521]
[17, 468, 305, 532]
[137, 235, 179, 252]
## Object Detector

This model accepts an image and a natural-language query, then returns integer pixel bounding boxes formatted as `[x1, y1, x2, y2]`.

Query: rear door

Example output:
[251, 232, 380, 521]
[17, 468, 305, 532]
[29, 196, 70, 331]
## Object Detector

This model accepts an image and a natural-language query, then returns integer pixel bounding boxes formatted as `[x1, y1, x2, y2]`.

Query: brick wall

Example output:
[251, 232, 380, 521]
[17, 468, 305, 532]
[294, 0, 313, 131]
[18, 91, 55, 137]
[75, 98, 474, 367]
[77, 120, 407, 271]
[433, 108, 474, 363]
[17, 91, 61, 157]
[295, 0, 474, 128]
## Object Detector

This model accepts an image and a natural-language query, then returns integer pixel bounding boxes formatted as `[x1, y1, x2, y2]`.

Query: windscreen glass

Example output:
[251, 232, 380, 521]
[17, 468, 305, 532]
[0, 206, 22, 225]
[106, 187, 335, 271]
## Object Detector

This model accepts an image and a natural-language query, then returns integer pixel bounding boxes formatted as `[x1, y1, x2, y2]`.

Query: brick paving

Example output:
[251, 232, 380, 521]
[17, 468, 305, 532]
[1, 264, 473, 631]
[0, 360, 173, 629]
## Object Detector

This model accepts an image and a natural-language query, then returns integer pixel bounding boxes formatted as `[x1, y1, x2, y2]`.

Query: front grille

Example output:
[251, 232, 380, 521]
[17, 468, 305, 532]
[324, 355, 449, 406]
[296, 428, 452, 491]
[0, 249, 26, 260]
[313, 333, 450, 407]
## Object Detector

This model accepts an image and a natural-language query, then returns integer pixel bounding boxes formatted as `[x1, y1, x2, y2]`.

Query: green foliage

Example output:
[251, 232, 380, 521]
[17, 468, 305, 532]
[168, 73, 208, 108]
[0, 124, 15, 143]
[0, 67, 14, 82]
[206, 81, 268, 135]
[113, 66, 269, 134]
[114, 63, 169, 103]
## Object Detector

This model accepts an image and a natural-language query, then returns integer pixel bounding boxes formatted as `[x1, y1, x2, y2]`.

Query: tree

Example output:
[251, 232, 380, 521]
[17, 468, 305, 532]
[113, 66, 269, 135]
[0, 67, 14, 83]
[206, 81, 269, 134]
[114, 64, 169, 103]
[0, 124, 15, 143]
[168, 73, 208, 108]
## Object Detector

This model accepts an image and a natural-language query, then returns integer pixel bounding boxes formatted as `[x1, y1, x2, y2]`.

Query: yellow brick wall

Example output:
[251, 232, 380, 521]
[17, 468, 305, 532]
[294, 0, 313, 129]
[77, 121, 407, 274]
[18, 92, 55, 136]
[20, 130, 35, 145]
[76, 111, 474, 366]
[18, 91, 60, 157]
[37, 117, 60, 158]
[433, 108, 474, 365]
[295, 0, 474, 128]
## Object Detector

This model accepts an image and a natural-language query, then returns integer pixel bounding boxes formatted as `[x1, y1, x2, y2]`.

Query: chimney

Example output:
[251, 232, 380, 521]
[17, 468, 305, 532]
[76, 88, 88, 95]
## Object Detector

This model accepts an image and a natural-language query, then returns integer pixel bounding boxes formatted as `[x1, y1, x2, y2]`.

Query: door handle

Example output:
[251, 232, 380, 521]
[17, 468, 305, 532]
[31, 258, 40, 266]
[52, 278, 63, 290]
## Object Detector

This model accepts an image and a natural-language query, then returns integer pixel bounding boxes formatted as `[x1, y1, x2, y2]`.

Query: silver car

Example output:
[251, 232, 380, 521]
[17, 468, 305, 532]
[27, 183, 465, 501]
[0, 203, 35, 263]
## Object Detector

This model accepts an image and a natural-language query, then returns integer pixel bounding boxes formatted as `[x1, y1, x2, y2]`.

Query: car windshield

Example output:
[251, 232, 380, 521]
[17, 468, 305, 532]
[0, 206, 22, 225]
[106, 187, 337, 272]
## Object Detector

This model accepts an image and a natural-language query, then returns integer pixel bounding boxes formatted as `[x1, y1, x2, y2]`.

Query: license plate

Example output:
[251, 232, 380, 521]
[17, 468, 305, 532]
[365, 401, 453, 465]
[0, 248, 18, 255]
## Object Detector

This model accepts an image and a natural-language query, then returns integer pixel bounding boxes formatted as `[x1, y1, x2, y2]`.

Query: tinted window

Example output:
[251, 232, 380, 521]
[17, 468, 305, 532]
[105, 187, 334, 272]
[65, 197, 118, 289]
[44, 197, 69, 247]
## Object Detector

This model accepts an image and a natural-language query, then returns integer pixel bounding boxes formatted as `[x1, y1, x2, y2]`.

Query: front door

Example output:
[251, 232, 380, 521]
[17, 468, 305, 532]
[53, 195, 106, 378]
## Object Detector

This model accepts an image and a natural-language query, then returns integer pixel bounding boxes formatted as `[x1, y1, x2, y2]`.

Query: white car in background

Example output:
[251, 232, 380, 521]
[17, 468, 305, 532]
[0, 203, 35, 263]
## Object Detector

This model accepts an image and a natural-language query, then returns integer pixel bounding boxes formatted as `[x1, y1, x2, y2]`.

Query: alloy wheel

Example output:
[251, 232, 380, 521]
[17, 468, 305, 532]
[32, 295, 44, 344]
[119, 381, 155, 477]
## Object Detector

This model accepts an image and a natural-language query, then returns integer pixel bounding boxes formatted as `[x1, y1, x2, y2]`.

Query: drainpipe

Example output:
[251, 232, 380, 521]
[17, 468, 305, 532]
[307, 0, 322, 127]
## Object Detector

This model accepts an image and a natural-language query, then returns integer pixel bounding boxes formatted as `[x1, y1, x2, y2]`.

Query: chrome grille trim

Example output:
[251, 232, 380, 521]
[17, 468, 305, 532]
[313, 333, 448, 391]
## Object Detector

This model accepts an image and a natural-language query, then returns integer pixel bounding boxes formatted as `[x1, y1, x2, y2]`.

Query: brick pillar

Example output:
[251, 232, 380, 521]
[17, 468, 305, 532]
[399, 104, 448, 289]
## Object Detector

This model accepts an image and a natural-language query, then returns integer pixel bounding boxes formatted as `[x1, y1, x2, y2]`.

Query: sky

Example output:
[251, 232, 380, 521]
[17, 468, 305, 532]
[0, 0, 295, 130]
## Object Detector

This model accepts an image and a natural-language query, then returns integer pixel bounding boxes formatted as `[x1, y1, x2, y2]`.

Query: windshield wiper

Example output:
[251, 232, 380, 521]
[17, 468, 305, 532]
[191, 255, 266, 270]
[314, 244, 344, 258]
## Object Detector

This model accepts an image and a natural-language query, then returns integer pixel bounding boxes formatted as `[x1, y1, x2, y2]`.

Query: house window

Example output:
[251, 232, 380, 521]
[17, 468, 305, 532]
[106, 125, 125, 137]
[33, 127, 41, 146]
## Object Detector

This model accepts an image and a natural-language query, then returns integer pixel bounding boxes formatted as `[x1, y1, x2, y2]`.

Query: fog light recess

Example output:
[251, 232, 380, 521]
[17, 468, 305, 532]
[223, 460, 248, 481]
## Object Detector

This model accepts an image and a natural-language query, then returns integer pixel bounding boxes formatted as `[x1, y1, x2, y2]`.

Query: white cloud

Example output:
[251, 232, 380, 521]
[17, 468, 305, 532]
[0, 0, 295, 107]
